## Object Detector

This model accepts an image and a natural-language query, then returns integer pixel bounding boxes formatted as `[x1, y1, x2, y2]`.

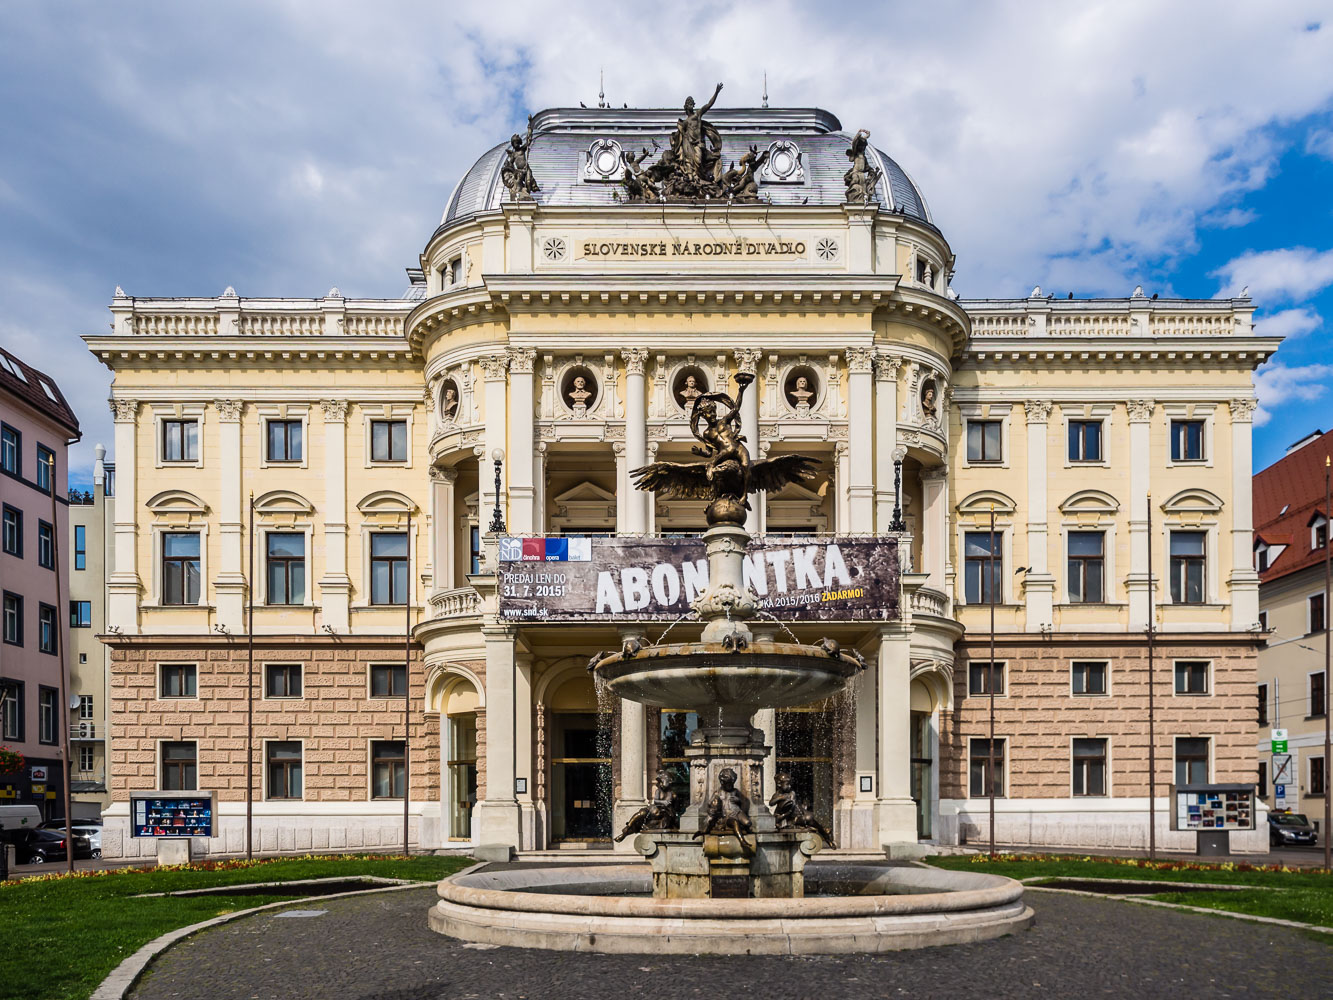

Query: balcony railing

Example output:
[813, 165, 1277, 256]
[429, 587, 482, 620]
[908, 586, 950, 619]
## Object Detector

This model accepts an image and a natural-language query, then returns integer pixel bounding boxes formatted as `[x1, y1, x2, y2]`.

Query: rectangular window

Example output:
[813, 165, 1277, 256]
[1071, 660, 1108, 696]
[161, 532, 201, 605]
[37, 521, 54, 569]
[74, 524, 86, 570]
[1175, 737, 1209, 785]
[965, 420, 1002, 463]
[0, 424, 20, 475]
[161, 741, 198, 791]
[36, 445, 54, 493]
[1170, 419, 1205, 461]
[78, 745, 95, 772]
[38, 687, 57, 744]
[1258, 761, 1268, 799]
[1072, 737, 1107, 796]
[1257, 683, 1269, 727]
[450, 258, 463, 284]
[1313, 671, 1327, 719]
[370, 420, 407, 463]
[1255, 546, 1269, 572]
[266, 533, 306, 605]
[1174, 660, 1209, 695]
[70, 600, 92, 627]
[369, 663, 407, 698]
[969, 738, 1005, 797]
[1, 505, 20, 556]
[1313, 516, 1328, 550]
[38, 603, 56, 654]
[370, 533, 408, 604]
[1311, 593, 1326, 634]
[159, 663, 197, 699]
[266, 741, 303, 799]
[469, 524, 481, 576]
[1067, 531, 1105, 603]
[2, 592, 21, 645]
[162, 419, 199, 462]
[266, 419, 303, 462]
[1, 682, 21, 740]
[968, 661, 1005, 696]
[1258, 610, 1269, 631]
[79, 694, 93, 720]
[1312, 756, 1327, 797]
[371, 740, 406, 799]
[1068, 420, 1102, 462]
[265, 663, 303, 699]
[1169, 531, 1206, 604]
[964, 531, 1002, 604]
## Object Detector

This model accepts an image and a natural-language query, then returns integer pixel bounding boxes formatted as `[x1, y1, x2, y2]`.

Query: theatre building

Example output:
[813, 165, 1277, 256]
[87, 100, 1276, 860]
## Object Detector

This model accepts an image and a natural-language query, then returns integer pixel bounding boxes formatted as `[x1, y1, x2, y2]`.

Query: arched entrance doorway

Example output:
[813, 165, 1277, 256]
[434, 675, 480, 843]
[548, 674, 612, 843]
[910, 678, 938, 840]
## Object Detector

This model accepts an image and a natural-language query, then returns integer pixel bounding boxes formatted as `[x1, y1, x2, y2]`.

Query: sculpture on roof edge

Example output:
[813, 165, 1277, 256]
[721, 144, 771, 203]
[501, 115, 540, 200]
[844, 128, 881, 204]
[630, 372, 818, 526]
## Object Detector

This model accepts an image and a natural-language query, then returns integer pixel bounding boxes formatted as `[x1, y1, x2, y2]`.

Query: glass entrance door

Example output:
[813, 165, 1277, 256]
[551, 711, 612, 841]
[447, 712, 478, 841]
[910, 709, 933, 839]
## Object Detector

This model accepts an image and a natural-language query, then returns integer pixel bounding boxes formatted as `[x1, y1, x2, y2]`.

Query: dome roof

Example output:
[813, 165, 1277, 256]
[440, 106, 932, 228]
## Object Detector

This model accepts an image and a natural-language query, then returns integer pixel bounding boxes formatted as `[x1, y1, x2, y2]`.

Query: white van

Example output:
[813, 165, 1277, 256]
[0, 805, 43, 836]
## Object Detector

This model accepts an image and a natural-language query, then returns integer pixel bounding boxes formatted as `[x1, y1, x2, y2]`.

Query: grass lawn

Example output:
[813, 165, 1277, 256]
[0, 853, 472, 1000]
[927, 853, 1333, 929]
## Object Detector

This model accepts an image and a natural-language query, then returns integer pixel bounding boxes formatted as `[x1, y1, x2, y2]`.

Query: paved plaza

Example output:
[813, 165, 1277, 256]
[128, 884, 1333, 1000]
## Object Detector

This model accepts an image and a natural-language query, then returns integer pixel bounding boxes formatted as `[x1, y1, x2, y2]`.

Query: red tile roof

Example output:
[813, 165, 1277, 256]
[1254, 428, 1332, 583]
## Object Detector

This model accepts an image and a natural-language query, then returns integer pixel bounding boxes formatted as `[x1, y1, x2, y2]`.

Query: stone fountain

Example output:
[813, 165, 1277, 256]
[430, 374, 1032, 952]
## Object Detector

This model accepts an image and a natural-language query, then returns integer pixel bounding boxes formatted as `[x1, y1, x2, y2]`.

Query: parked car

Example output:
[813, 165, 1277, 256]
[9, 828, 95, 864]
[1268, 811, 1318, 847]
[38, 820, 102, 858]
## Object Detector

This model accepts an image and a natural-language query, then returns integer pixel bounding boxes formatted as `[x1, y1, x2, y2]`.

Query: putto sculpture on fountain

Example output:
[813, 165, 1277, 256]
[615, 769, 681, 842]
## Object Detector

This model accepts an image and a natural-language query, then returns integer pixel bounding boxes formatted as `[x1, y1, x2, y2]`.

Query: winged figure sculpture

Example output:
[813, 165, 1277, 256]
[630, 372, 819, 526]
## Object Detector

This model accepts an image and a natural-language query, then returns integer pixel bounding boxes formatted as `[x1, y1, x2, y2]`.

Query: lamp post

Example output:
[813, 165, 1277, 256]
[488, 449, 506, 534]
[889, 445, 907, 532]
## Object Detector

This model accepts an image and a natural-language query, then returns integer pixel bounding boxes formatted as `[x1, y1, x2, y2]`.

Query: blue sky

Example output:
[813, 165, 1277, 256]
[1, 1, 1331, 487]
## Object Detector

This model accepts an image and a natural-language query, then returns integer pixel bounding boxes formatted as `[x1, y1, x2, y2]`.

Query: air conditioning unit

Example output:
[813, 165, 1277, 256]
[77, 722, 94, 738]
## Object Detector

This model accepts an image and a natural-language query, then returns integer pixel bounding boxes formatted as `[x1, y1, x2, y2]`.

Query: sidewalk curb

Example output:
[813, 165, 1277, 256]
[90, 881, 435, 1000]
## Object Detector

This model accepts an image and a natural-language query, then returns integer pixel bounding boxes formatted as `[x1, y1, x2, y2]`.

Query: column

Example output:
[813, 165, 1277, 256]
[532, 442, 547, 536]
[1023, 399, 1055, 631]
[614, 626, 649, 854]
[515, 653, 536, 850]
[613, 443, 628, 529]
[876, 625, 918, 853]
[1227, 398, 1261, 628]
[213, 399, 246, 629]
[1126, 400, 1155, 629]
[429, 467, 457, 591]
[107, 399, 140, 632]
[834, 443, 850, 533]
[734, 349, 762, 535]
[622, 349, 649, 534]
[507, 349, 536, 534]
[480, 355, 510, 532]
[920, 468, 949, 590]
[846, 347, 875, 532]
[475, 625, 521, 850]
[874, 353, 901, 532]
[318, 399, 351, 632]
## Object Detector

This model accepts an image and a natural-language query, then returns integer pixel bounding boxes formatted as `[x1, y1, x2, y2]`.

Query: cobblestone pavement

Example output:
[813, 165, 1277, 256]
[129, 886, 1332, 1000]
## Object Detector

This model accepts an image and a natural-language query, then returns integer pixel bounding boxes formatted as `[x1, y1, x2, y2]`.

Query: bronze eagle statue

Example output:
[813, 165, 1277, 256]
[630, 372, 819, 526]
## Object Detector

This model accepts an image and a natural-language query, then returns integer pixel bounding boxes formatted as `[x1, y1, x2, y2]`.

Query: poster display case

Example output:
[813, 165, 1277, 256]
[130, 790, 215, 838]
[1169, 783, 1256, 832]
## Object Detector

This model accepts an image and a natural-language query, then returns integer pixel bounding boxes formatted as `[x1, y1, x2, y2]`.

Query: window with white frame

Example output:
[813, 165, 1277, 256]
[964, 531, 1002, 604]
[370, 532, 409, 604]
[370, 419, 408, 463]
[1068, 420, 1103, 462]
[0, 681, 20, 740]
[1310, 593, 1326, 634]
[0, 424, 19, 475]
[266, 533, 306, 605]
[1071, 660, 1108, 696]
[969, 738, 1005, 797]
[266, 741, 303, 799]
[78, 745, 95, 772]
[37, 520, 54, 569]
[1311, 755, 1327, 797]
[38, 687, 57, 744]
[266, 419, 303, 463]
[1174, 737, 1209, 785]
[36, 445, 55, 493]
[1170, 419, 1205, 462]
[38, 603, 57, 654]
[161, 418, 199, 463]
[965, 420, 1002, 463]
[1312, 670, 1327, 719]
[162, 532, 201, 604]
[161, 741, 197, 790]
[1, 504, 19, 556]
[78, 694, 93, 720]
[967, 660, 1005, 696]
[1174, 659, 1210, 696]
[1313, 513, 1328, 551]
[1067, 531, 1105, 603]
[265, 662, 303, 699]
[1072, 738, 1107, 796]
[1169, 531, 1207, 604]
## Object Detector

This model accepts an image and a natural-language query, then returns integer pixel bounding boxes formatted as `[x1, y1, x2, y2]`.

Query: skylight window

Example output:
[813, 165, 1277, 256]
[0, 355, 15, 377]
[1279, 504, 1290, 516]
[40, 380, 58, 403]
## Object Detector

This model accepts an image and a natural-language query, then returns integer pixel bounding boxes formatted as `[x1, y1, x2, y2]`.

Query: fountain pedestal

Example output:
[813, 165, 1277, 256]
[635, 830, 824, 898]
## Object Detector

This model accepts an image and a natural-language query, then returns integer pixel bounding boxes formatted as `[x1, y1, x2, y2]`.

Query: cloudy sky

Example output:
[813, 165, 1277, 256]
[2, 0, 1332, 485]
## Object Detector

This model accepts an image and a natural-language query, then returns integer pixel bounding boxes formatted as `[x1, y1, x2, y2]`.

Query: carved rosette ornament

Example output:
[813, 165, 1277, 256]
[109, 398, 139, 422]
[1126, 399, 1156, 423]
[844, 347, 874, 373]
[1024, 399, 1053, 424]
[1229, 397, 1259, 423]
[320, 399, 349, 422]
[214, 399, 244, 422]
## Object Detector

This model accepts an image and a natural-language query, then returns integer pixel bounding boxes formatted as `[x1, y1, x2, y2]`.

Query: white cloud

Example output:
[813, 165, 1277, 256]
[1305, 127, 1333, 159]
[1212, 247, 1333, 301]
[1252, 360, 1333, 426]
[1254, 307, 1324, 339]
[1201, 207, 1257, 229]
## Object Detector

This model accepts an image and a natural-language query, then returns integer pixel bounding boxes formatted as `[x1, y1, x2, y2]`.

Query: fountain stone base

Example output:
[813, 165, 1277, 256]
[635, 829, 824, 899]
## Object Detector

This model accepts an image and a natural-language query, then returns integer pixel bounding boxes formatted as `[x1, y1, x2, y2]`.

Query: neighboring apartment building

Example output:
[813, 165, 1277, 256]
[0, 346, 80, 821]
[86, 101, 1274, 860]
[1253, 428, 1331, 820]
[68, 444, 114, 818]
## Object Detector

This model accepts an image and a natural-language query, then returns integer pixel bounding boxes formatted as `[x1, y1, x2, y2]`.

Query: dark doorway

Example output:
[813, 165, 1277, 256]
[551, 711, 612, 841]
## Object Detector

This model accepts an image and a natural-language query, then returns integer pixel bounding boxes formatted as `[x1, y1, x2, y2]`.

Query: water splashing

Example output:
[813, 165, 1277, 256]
[755, 609, 800, 643]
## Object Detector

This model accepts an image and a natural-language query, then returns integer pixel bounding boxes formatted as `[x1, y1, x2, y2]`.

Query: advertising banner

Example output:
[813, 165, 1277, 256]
[497, 535, 899, 622]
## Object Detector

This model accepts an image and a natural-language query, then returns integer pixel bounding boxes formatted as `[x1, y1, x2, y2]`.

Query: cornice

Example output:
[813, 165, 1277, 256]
[84, 336, 414, 371]
[960, 337, 1280, 371]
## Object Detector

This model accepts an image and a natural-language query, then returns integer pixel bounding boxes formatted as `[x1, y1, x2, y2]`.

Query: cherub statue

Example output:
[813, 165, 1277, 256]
[631, 373, 818, 526]
[844, 128, 881, 204]
[693, 767, 755, 851]
[614, 770, 681, 842]
[769, 772, 836, 848]
[722, 144, 770, 202]
[501, 115, 540, 200]
[621, 147, 660, 202]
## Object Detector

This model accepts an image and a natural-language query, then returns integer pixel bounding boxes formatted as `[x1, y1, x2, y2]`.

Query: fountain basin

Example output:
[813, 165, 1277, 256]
[430, 862, 1033, 954]
[594, 641, 861, 720]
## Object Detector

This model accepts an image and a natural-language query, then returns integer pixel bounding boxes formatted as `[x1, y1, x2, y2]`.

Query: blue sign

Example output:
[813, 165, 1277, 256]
[1275, 783, 1286, 797]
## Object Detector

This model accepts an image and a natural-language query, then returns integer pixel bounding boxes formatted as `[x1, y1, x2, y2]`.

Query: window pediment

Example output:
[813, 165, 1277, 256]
[1059, 489, 1119, 517]
[254, 490, 314, 517]
[145, 490, 208, 516]
[957, 490, 1016, 517]
[1160, 488, 1223, 516]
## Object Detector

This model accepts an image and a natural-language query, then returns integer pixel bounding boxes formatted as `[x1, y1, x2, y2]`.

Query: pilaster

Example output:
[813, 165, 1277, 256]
[875, 625, 918, 851]
[846, 347, 875, 532]
[108, 399, 140, 632]
[920, 468, 949, 591]
[475, 625, 521, 849]
[318, 399, 351, 632]
[1022, 399, 1055, 631]
[1226, 397, 1261, 628]
[429, 467, 458, 591]
[507, 349, 536, 534]
[480, 354, 510, 533]
[874, 352, 901, 532]
[213, 399, 246, 629]
[1126, 399, 1155, 629]
[623, 348, 649, 534]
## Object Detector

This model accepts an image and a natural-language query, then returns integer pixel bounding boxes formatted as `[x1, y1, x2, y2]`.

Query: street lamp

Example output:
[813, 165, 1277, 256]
[889, 445, 907, 532]
[488, 449, 506, 534]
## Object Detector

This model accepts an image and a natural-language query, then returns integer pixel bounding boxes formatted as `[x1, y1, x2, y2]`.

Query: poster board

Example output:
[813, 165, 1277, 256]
[1169, 783, 1256, 832]
[130, 791, 215, 838]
